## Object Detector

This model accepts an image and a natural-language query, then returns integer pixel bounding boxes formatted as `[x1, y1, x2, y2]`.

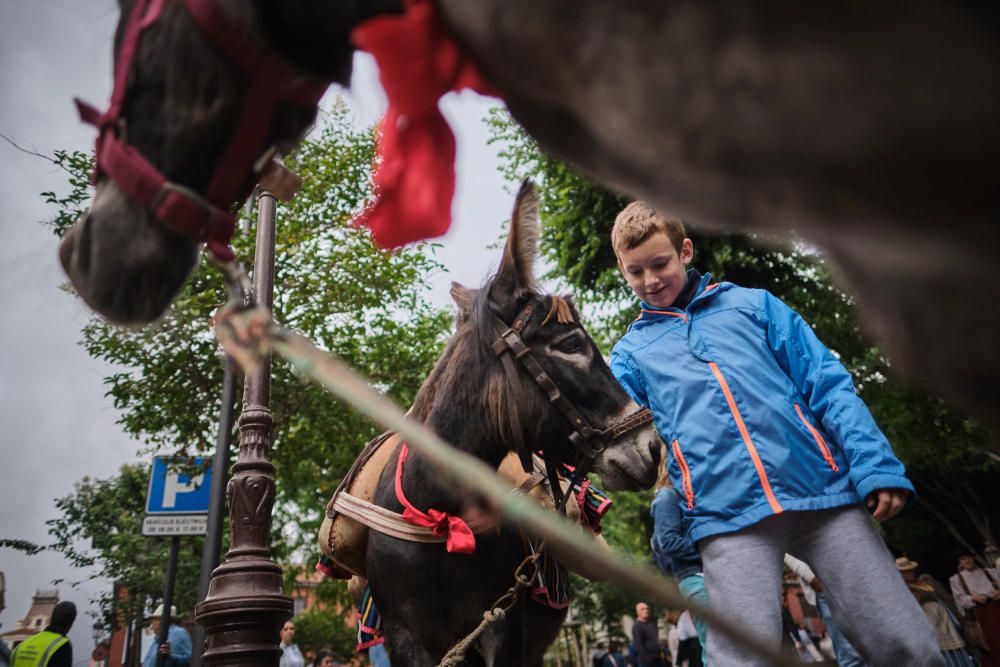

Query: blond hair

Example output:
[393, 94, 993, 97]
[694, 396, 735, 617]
[611, 201, 686, 259]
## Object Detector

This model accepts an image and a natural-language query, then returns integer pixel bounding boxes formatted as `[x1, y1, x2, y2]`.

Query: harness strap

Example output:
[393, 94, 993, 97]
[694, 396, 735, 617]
[331, 491, 495, 543]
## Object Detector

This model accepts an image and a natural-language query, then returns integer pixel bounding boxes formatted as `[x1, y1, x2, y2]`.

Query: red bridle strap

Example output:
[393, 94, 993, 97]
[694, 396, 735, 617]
[77, 0, 332, 263]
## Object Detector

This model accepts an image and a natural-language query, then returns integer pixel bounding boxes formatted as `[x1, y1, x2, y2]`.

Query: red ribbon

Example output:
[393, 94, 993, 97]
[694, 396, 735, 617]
[351, 0, 498, 248]
[394, 443, 476, 554]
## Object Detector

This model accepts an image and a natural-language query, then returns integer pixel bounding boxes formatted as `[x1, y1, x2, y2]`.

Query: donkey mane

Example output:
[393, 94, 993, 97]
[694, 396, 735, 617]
[406, 275, 573, 467]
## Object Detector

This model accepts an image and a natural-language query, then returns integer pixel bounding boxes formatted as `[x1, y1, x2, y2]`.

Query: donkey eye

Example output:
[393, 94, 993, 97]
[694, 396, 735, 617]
[555, 336, 584, 354]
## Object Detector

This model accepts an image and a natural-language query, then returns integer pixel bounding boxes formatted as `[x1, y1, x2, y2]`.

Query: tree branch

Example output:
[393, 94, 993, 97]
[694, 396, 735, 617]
[917, 497, 981, 557]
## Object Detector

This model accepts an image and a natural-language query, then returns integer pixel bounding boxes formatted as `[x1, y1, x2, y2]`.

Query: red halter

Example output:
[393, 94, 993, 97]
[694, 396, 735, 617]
[75, 0, 331, 262]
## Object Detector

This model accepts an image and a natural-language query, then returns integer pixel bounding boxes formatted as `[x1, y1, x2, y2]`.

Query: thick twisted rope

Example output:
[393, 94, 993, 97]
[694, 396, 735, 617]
[437, 552, 540, 666]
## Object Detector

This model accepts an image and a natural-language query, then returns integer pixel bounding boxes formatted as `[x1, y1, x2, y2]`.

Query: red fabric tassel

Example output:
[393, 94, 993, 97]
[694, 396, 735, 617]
[352, 0, 498, 248]
[394, 443, 476, 554]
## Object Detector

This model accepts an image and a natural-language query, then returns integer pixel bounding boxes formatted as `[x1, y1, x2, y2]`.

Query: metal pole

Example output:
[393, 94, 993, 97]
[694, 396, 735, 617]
[130, 593, 146, 667]
[122, 596, 134, 667]
[190, 358, 239, 667]
[196, 189, 291, 666]
[155, 537, 180, 667]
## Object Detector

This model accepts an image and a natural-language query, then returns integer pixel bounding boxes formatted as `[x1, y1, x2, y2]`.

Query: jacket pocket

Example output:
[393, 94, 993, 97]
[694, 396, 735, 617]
[794, 403, 839, 472]
[671, 439, 695, 509]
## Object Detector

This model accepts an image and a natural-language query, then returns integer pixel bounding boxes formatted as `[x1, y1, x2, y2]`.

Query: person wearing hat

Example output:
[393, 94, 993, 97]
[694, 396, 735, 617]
[142, 604, 191, 667]
[950, 552, 1000, 667]
[898, 557, 976, 667]
[10, 600, 76, 667]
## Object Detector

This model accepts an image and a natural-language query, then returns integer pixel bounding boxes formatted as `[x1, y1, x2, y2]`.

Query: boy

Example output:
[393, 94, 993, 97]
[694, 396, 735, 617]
[608, 201, 941, 666]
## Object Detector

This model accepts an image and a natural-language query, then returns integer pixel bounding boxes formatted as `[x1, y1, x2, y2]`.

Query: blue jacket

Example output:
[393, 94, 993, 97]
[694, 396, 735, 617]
[650, 487, 702, 580]
[611, 274, 913, 542]
[143, 624, 192, 667]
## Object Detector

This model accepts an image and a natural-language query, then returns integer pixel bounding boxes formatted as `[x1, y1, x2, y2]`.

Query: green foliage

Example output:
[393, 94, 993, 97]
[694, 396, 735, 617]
[40, 148, 94, 237]
[280, 564, 358, 661]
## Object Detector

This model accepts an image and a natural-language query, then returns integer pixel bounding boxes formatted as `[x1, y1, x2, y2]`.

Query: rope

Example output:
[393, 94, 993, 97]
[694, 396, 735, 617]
[437, 607, 507, 666]
[436, 552, 540, 666]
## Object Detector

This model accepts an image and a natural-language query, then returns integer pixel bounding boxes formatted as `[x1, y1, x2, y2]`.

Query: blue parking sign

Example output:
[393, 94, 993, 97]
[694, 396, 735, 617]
[146, 457, 212, 514]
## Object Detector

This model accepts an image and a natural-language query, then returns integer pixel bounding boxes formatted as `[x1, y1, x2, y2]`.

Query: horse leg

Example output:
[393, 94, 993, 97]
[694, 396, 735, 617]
[382, 623, 438, 667]
[481, 596, 564, 667]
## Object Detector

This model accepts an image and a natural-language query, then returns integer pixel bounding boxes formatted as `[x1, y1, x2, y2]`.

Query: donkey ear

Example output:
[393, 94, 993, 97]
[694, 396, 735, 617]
[491, 180, 540, 302]
[449, 281, 477, 322]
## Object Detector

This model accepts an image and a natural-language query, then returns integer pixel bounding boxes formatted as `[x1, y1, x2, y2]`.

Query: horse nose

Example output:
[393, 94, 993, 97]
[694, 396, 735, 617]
[649, 439, 661, 465]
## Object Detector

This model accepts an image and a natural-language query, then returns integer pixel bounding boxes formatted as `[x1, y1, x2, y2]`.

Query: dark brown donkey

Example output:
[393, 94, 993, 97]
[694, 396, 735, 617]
[363, 182, 660, 665]
[64, 0, 999, 427]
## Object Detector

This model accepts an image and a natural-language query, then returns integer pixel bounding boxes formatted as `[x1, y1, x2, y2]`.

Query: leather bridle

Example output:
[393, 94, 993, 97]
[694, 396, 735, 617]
[491, 296, 653, 484]
[75, 0, 331, 263]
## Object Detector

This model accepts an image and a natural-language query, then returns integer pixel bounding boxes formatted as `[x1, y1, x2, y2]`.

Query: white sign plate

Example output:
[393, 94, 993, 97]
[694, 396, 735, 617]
[142, 514, 208, 536]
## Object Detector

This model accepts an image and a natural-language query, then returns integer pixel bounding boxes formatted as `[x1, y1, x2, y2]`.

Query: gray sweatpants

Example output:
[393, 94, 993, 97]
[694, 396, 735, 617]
[698, 505, 943, 667]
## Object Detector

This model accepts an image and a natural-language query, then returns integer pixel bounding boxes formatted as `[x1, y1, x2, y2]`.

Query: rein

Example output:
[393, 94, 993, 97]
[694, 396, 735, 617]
[75, 0, 330, 264]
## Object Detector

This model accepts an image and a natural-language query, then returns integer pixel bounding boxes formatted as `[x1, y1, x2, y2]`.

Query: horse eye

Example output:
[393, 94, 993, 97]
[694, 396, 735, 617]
[556, 336, 584, 354]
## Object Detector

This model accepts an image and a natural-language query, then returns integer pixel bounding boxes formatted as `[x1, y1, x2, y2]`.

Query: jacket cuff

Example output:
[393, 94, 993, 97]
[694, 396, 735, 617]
[853, 473, 915, 504]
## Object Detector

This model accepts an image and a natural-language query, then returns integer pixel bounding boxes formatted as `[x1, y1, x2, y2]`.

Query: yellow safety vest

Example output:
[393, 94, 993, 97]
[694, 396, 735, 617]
[10, 631, 69, 667]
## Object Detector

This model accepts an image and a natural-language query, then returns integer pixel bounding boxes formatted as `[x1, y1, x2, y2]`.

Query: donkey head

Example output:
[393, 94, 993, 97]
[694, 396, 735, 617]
[447, 181, 660, 491]
[59, 0, 399, 324]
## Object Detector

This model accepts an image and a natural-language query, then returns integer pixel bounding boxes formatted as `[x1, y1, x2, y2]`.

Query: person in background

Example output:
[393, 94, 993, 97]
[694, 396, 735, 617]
[675, 610, 702, 667]
[278, 620, 304, 667]
[784, 553, 866, 666]
[367, 642, 391, 667]
[632, 603, 663, 667]
[950, 553, 1000, 662]
[665, 611, 680, 666]
[311, 649, 334, 667]
[143, 604, 191, 667]
[898, 557, 976, 667]
[598, 641, 628, 667]
[651, 450, 709, 658]
[10, 600, 76, 667]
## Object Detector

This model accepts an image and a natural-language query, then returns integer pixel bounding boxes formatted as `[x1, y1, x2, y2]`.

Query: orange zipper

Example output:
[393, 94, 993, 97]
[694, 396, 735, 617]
[795, 403, 839, 472]
[671, 439, 695, 509]
[640, 309, 688, 323]
[708, 362, 784, 514]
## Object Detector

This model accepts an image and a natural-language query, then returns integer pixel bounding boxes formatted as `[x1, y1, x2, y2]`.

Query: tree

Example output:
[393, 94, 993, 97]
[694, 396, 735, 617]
[486, 107, 999, 620]
[3, 102, 454, 633]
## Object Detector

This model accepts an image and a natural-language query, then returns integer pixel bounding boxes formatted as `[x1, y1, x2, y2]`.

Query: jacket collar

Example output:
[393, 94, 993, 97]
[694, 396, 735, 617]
[635, 272, 723, 324]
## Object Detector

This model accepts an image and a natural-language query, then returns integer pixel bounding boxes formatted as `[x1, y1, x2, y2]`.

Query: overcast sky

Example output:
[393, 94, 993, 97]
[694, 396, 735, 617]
[0, 1, 513, 657]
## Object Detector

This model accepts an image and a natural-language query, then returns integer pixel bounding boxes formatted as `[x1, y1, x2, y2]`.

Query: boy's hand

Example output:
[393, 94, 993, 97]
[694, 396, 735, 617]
[866, 488, 909, 521]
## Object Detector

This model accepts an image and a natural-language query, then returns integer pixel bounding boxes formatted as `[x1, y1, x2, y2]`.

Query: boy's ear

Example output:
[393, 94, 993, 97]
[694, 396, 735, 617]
[680, 238, 694, 265]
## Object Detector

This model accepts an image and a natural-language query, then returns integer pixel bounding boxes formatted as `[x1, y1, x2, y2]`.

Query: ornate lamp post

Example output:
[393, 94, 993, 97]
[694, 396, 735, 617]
[195, 189, 292, 665]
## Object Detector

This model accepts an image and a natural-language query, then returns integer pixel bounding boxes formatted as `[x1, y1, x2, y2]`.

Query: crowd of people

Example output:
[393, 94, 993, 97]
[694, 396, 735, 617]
[586, 547, 999, 667]
[598, 201, 1000, 666]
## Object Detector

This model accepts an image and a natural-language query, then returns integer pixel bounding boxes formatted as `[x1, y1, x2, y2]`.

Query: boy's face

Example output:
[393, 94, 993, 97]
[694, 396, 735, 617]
[617, 232, 694, 309]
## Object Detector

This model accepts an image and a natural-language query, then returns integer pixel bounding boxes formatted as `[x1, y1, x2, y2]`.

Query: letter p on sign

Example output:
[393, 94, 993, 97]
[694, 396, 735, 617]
[146, 457, 212, 514]
[163, 470, 205, 508]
